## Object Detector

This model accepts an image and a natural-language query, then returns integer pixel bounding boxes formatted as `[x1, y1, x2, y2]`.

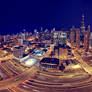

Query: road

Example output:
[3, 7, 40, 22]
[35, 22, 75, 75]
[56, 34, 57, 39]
[0, 65, 38, 89]
[67, 42, 92, 75]
[72, 49, 92, 75]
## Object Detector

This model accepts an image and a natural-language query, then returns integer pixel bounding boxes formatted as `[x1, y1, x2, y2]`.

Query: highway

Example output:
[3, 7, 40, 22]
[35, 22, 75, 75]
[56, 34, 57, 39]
[67, 42, 92, 75]
[0, 65, 38, 89]
[72, 49, 92, 75]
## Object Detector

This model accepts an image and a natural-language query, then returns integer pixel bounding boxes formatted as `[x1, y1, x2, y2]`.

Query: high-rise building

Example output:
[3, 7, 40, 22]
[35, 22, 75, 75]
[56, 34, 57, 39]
[80, 14, 85, 33]
[53, 32, 58, 46]
[0, 35, 3, 45]
[18, 38, 23, 46]
[25, 32, 29, 39]
[59, 48, 62, 59]
[84, 25, 90, 51]
[89, 32, 92, 49]
[80, 14, 85, 42]
[76, 28, 80, 48]
[70, 26, 75, 48]
[55, 49, 58, 58]
[13, 46, 24, 58]
[3, 35, 10, 43]
[64, 49, 68, 59]
[53, 31, 67, 46]
[51, 28, 55, 43]
[39, 27, 45, 42]
[22, 29, 26, 40]
[59, 32, 67, 46]
[34, 29, 39, 39]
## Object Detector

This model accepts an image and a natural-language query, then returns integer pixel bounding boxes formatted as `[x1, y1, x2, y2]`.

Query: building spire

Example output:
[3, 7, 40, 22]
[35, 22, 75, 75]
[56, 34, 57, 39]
[82, 14, 85, 25]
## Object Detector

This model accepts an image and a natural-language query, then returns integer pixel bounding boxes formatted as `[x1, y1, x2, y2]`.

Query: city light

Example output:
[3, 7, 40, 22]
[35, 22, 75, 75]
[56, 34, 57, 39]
[71, 64, 81, 69]
[0, 4, 92, 92]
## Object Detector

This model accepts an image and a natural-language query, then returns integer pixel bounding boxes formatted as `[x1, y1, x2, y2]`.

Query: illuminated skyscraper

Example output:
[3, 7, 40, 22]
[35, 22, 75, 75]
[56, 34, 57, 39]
[39, 27, 45, 42]
[84, 25, 90, 51]
[59, 32, 67, 46]
[18, 38, 23, 45]
[53, 31, 67, 46]
[89, 32, 92, 49]
[76, 28, 80, 48]
[80, 14, 85, 33]
[34, 29, 39, 39]
[80, 14, 85, 42]
[70, 26, 75, 48]
[53, 31, 58, 46]
[59, 48, 62, 59]
[22, 29, 26, 40]
[55, 49, 58, 58]
[13, 46, 24, 58]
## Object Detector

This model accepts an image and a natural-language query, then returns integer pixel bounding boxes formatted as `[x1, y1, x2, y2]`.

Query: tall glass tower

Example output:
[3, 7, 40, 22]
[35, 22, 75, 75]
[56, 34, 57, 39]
[80, 14, 85, 33]
[80, 14, 85, 42]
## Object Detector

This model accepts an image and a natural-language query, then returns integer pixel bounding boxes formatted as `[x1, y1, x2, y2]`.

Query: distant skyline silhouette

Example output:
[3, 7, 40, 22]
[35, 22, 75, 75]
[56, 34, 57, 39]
[0, 0, 92, 34]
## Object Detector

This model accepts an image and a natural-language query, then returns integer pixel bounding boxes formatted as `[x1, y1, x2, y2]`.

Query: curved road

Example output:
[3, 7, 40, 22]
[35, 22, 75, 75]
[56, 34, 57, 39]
[0, 65, 38, 89]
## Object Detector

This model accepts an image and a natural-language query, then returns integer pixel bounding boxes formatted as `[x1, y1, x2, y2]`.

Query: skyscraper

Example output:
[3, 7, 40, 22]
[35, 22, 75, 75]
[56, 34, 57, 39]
[84, 25, 90, 51]
[70, 26, 75, 48]
[89, 32, 92, 49]
[59, 32, 67, 46]
[53, 31, 67, 46]
[76, 28, 80, 49]
[13, 46, 24, 58]
[34, 29, 39, 39]
[80, 14, 86, 42]
[80, 14, 85, 33]
[18, 38, 23, 46]
[55, 49, 58, 58]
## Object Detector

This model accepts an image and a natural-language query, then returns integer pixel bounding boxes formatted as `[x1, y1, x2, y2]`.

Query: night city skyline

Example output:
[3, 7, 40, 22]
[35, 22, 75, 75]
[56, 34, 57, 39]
[1, 0, 92, 92]
[0, 0, 92, 34]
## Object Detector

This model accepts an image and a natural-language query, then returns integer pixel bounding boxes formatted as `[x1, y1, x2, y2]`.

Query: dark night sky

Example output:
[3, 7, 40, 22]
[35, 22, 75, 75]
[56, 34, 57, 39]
[0, 0, 92, 34]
